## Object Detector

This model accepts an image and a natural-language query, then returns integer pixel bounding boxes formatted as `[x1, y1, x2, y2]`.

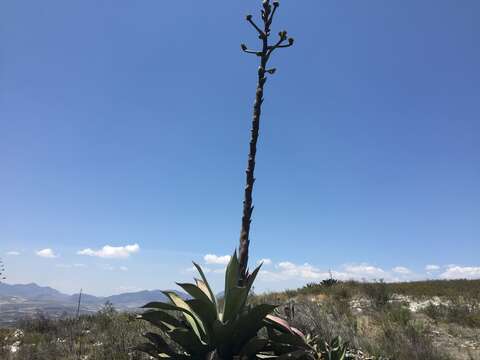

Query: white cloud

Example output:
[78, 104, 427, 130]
[36, 248, 57, 258]
[342, 264, 386, 278]
[392, 266, 412, 275]
[271, 262, 330, 280]
[204, 254, 231, 265]
[77, 244, 140, 259]
[6, 251, 20, 256]
[257, 258, 272, 266]
[119, 266, 128, 271]
[439, 265, 480, 280]
[258, 261, 396, 283]
[257, 260, 480, 285]
[56, 263, 87, 269]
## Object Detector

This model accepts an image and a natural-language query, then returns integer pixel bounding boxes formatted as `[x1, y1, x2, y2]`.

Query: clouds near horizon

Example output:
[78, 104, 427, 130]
[204, 254, 231, 265]
[36, 249, 57, 258]
[77, 244, 140, 259]
[439, 265, 480, 280]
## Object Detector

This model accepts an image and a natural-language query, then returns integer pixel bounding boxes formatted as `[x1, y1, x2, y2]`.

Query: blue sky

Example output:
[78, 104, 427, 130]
[1, 0, 479, 296]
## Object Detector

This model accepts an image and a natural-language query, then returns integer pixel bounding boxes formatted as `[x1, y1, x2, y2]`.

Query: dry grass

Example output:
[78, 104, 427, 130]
[1, 279, 479, 359]
[1, 305, 151, 360]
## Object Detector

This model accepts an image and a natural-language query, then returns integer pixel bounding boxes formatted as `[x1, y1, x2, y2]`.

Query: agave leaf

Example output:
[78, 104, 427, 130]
[144, 332, 169, 347]
[143, 301, 191, 313]
[186, 299, 217, 328]
[270, 343, 297, 356]
[239, 337, 268, 357]
[176, 283, 218, 322]
[135, 342, 163, 359]
[234, 304, 276, 344]
[270, 331, 308, 349]
[256, 354, 278, 359]
[222, 286, 249, 323]
[143, 299, 204, 340]
[192, 262, 217, 308]
[212, 318, 234, 346]
[176, 283, 214, 305]
[168, 328, 210, 356]
[264, 315, 295, 334]
[224, 251, 240, 300]
[245, 263, 262, 292]
[290, 327, 305, 338]
[144, 332, 177, 355]
[276, 349, 314, 360]
[136, 340, 192, 359]
[164, 291, 207, 341]
[195, 278, 213, 301]
[140, 310, 183, 331]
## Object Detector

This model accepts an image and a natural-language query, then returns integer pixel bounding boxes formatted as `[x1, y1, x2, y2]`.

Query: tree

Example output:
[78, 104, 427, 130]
[238, 0, 294, 283]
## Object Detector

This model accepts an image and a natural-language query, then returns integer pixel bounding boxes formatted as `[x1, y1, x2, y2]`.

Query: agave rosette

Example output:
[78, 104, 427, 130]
[137, 252, 276, 359]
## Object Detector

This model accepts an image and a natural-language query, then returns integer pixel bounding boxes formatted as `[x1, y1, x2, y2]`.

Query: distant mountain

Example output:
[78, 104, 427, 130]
[106, 290, 170, 308]
[0, 282, 186, 325]
[0, 283, 70, 302]
[69, 292, 102, 305]
[0, 282, 182, 307]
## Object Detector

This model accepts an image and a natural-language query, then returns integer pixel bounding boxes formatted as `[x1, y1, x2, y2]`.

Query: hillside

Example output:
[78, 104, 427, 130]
[1, 279, 479, 360]
[0, 283, 183, 326]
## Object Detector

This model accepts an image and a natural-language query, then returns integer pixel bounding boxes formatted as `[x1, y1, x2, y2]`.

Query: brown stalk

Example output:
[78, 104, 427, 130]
[238, 0, 294, 284]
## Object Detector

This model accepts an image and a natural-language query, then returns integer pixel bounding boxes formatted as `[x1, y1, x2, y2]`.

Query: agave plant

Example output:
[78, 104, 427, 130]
[320, 337, 348, 360]
[137, 252, 276, 359]
[264, 315, 316, 360]
[264, 316, 349, 360]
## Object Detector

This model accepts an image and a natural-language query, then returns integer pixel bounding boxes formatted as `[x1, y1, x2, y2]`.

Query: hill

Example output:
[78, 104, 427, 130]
[0, 282, 183, 326]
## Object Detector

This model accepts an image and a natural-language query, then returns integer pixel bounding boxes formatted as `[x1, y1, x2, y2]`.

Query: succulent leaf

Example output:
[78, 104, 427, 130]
[192, 262, 217, 307]
[168, 328, 210, 356]
[139, 251, 280, 359]
[143, 332, 176, 355]
[176, 283, 218, 323]
[163, 291, 207, 341]
[246, 263, 262, 291]
[135, 342, 163, 358]
[140, 310, 183, 331]
[224, 251, 240, 300]
[212, 318, 234, 346]
[223, 286, 249, 323]
[265, 314, 296, 334]
[194, 278, 214, 302]
[235, 304, 277, 345]
[186, 299, 217, 331]
[239, 337, 268, 357]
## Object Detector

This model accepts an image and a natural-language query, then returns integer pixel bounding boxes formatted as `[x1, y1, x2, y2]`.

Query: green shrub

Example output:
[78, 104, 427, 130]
[385, 303, 412, 326]
[363, 280, 392, 308]
[371, 320, 451, 360]
[423, 300, 480, 328]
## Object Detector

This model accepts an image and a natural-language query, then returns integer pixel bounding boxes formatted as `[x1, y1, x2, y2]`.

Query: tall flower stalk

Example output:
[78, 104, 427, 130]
[238, 0, 294, 283]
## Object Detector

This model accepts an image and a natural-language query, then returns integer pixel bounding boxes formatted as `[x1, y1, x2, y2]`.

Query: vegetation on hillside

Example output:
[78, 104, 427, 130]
[2, 0, 477, 359]
[2, 279, 480, 360]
